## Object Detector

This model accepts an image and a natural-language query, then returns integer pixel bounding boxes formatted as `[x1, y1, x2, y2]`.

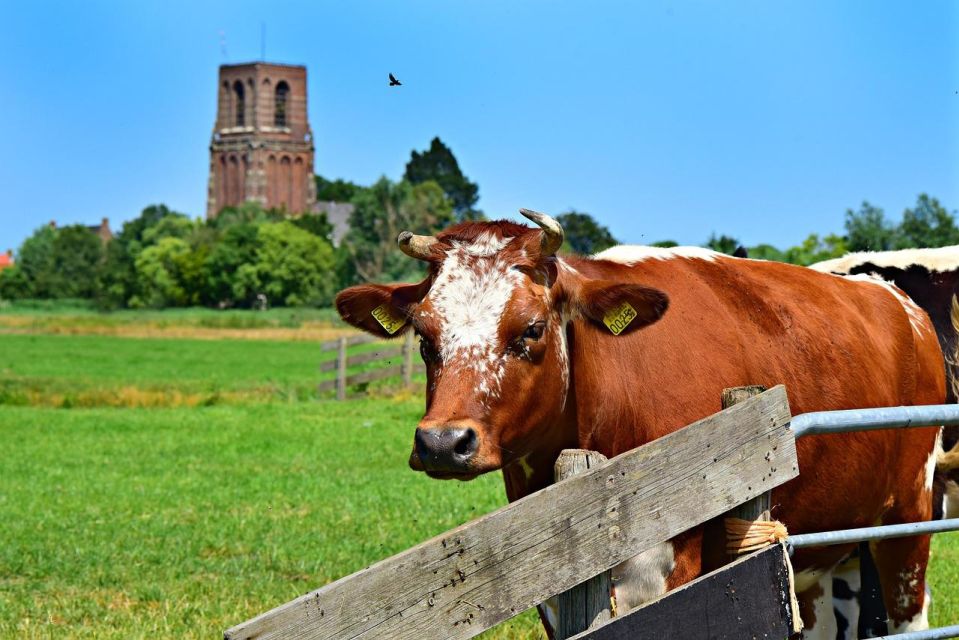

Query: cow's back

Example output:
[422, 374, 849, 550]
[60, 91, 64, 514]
[567, 251, 944, 538]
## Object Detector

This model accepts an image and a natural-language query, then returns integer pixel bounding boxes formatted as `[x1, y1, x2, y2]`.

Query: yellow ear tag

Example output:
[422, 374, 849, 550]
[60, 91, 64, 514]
[371, 304, 406, 335]
[603, 302, 637, 336]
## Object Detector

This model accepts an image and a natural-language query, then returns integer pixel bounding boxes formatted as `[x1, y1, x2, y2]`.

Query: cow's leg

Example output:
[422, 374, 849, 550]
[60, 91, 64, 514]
[795, 567, 839, 640]
[869, 533, 931, 633]
[857, 541, 889, 637]
[610, 527, 702, 614]
[831, 553, 860, 640]
[946, 477, 959, 518]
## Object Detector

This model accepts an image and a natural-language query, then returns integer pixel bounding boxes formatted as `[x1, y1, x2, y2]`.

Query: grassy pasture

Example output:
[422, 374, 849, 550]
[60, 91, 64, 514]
[0, 308, 957, 638]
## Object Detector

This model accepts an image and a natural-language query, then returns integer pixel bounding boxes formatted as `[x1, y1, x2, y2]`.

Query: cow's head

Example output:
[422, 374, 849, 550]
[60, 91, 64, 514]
[336, 210, 668, 480]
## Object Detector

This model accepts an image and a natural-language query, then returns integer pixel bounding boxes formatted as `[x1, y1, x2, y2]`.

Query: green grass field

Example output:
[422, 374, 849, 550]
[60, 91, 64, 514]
[1, 308, 957, 638]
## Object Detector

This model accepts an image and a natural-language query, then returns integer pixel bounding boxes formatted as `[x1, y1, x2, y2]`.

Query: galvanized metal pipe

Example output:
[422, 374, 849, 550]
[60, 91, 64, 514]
[790, 404, 959, 438]
[872, 625, 959, 640]
[778, 405, 959, 639]
[789, 518, 959, 550]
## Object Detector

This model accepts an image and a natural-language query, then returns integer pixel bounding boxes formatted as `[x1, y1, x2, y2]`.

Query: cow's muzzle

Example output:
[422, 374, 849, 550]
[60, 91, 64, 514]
[412, 426, 478, 476]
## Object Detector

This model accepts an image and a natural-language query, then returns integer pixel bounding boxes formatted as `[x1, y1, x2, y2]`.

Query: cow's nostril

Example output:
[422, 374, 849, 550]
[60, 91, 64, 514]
[453, 428, 477, 458]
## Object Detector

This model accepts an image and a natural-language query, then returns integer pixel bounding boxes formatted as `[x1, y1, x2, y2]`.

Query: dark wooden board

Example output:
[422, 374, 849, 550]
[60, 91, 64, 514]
[570, 544, 797, 640]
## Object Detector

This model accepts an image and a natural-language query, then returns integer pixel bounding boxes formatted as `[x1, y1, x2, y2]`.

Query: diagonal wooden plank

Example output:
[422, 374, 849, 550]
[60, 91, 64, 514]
[568, 543, 798, 640]
[225, 385, 797, 640]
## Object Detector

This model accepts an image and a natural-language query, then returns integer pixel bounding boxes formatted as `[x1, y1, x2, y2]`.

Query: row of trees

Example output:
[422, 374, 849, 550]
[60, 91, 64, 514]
[702, 194, 958, 265]
[1, 132, 955, 308]
[0, 138, 478, 308]
[0, 205, 338, 308]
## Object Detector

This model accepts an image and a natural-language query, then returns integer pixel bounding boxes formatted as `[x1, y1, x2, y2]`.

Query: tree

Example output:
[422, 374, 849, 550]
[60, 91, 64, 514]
[132, 236, 193, 308]
[746, 243, 785, 261]
[48, 225, 104, 298]
[12, 225, 56, 298]
[290, 212, 334, 242]
[705, 233, 741, 255]
[232, 222, 337, 307]
[897, 194, 959, 249]
[404, 137, 481, 220]
[315, 175, 363, 202]
[97, 204, 189, 308]
[0, 263, 29, 299]
[203, 222, 261, 307]
[650, 240, 678, 248]
[555, 211, 618, 255]
[343, 177, 454, 284]
[781, 233, 848, 266]
[844, 201, 896, 252]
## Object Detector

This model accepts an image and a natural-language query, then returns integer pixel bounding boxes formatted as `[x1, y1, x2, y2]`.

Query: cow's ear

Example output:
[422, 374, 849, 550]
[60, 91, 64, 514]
[570, 280, 669, 336]
[335, 281, 428, 338]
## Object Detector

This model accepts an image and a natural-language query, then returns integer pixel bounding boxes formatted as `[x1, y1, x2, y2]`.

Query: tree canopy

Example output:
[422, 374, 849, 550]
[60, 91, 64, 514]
[556, 211, 618, 255]
[404, 137, 481, 221]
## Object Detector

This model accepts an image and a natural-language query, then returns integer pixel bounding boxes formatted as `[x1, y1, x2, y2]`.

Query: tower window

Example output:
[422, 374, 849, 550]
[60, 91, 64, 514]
[275, 81, 289, 127]
[233, 81, 245, 127]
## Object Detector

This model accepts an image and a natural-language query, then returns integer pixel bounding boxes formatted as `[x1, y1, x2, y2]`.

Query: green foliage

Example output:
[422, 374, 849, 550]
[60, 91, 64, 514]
[290, 212, 334, 242]
[650, 240, 679, 248]
[705, 233, 741, 255]
[744, 243, 784, 261]
[245, 221, 336, 306]
[897, 193, 959, 249]
[844, 201, 896, 252]
[315, 175, 363, 202]
[780, 233, 848, 266]
[0, 224, 103, 299]
[343, 177, 454, 283]
[97, 204, 189, 308]
[132, 237, 194, 308]
[555, 210, 618, 255]
[404, 137, 481, 221]
[11, 225, 56, 297]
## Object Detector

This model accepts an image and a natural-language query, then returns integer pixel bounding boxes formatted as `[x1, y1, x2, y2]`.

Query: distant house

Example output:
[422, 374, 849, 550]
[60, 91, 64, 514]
[49, 218, 113, 245]
[312, 201, 354, 246]
[86, 218, 113, 245]
[0, 250, 13, 271]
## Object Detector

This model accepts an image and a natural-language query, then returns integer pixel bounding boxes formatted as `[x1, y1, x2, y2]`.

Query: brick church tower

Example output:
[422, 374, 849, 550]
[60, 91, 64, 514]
[207, 62, 317, 217]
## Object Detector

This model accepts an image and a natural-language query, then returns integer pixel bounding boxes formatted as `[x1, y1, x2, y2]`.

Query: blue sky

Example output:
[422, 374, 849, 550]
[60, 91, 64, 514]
[1, 1, 957, 252]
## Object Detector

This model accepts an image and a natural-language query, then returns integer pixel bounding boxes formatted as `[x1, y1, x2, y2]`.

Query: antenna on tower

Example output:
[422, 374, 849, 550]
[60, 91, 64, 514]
[260, 22, 266, 61]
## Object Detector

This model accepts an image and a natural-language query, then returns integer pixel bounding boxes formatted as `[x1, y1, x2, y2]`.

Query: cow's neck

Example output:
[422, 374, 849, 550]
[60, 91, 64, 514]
[501, 330, 580, 503]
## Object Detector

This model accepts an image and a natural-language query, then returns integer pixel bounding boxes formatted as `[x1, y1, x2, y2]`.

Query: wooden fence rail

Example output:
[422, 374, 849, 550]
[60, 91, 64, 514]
[317, 332, 425, 399]
[225, 386, 797, 640]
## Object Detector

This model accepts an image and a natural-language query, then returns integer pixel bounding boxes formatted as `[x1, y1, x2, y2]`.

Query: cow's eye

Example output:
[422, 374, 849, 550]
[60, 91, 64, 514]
[419, 336, 439, 363]
[522, 321, 546, 342]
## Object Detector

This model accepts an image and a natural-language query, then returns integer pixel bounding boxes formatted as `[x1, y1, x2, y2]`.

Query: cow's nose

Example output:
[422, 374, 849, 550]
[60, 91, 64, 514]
[414, 426, 478, 471]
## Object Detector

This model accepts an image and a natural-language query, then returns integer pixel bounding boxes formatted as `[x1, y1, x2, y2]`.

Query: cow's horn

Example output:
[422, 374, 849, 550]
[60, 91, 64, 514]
[519, 208, 564, 256]
[397, 231, 438, 261]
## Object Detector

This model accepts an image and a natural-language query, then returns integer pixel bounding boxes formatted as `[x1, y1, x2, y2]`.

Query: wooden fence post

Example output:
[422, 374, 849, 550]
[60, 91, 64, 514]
[723, 385, 770, 555]
[402, 331, 414, 388]
[336, 337, 348, 401]
[555, 449, 613, 639]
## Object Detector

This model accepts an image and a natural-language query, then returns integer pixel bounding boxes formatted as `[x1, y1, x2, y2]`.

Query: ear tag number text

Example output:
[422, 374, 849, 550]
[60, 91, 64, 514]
[603, 302, 637, 336]
[371, 305, 406, 335]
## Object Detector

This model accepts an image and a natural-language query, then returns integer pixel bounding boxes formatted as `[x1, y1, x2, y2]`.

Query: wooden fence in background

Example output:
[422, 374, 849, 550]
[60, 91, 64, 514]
[317, 333, 425, 400]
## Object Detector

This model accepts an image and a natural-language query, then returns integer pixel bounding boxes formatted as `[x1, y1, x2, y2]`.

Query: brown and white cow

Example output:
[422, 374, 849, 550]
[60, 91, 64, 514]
[811, 247, 959, 520]
[336, 212, 944, 638]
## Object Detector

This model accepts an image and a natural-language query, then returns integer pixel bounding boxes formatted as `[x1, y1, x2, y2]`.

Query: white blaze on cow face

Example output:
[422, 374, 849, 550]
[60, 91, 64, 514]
[425, 234, 521, 401]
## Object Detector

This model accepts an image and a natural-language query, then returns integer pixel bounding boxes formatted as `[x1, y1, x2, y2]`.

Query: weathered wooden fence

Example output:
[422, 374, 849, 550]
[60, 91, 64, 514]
[225, 386, 800, 639]
[317, 333, 424, 400]
[225, 385, 959, 640]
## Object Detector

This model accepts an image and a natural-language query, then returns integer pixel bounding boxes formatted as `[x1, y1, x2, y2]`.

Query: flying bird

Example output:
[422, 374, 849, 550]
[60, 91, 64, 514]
[389, 73, 402, 87]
